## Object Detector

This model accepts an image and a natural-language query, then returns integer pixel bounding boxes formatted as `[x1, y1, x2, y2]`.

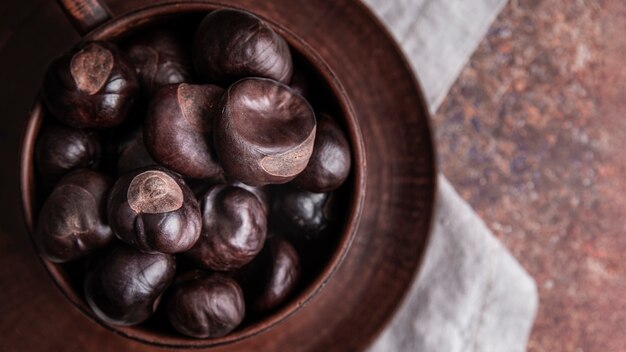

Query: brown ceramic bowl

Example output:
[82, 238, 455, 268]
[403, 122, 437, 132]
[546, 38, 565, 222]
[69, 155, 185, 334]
[19, 0, 435, 351]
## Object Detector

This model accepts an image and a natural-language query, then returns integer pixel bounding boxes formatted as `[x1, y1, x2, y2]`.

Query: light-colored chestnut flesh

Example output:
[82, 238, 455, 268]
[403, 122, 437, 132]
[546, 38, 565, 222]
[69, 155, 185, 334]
[214, 77, 316, 186]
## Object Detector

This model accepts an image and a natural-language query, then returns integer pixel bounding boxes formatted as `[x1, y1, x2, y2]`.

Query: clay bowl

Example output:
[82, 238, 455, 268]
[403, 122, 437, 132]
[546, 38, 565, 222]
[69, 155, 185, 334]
[19, 0, 436, 351]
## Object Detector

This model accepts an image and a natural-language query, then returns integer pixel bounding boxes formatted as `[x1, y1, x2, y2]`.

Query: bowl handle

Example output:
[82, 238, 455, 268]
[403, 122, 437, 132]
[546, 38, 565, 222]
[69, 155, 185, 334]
[55, 0, 113, 35]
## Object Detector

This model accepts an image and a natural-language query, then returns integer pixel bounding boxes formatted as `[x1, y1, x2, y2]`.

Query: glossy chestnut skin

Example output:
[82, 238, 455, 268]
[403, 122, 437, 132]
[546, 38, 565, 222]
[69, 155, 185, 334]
[116, 127, 156, 175]
[35, 170, 113, 262]
[145, 83, 224, 180]
[192, 9, 293, 85]
[167, 271, 245, 338]
[35, 123, 101, 186]
[186, 185, 267, 271]
[231, 181, 270, 214]
[42, 41, 139, 128]
[84, 244, 176, 326]
[270, 186, 333, 241]
[214, 77, 316, 186]
[108, 166, 201, 254]
[294, 113, 351, 192]
[126, 29, 192, 94]
[242, 236, 301, 313]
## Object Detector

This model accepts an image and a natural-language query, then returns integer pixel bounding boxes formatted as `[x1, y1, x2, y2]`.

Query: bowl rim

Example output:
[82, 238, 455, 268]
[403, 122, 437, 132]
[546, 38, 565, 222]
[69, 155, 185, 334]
[19, 2, 366, 348]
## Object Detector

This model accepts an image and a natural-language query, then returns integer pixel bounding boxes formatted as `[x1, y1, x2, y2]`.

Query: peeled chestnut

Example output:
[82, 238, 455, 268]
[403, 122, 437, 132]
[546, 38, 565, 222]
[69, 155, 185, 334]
[167, 271, 244, 338]
[192, 9, 293, 85]
[108, 166, 201, 253]
[84, 244, 176, 326]
[270, 186, 333, 240]
[126, 29, 192, 94]
[294, 113, 351, 192]
[116, 127, 156, 175]
[144, 83, 224, 180]
[35, 170, 112, 262]
[186, 185, 267, 271]
[35, 123, 100, 185]
[214, 77, 316, 186]
[243, 236, 301, 313]
[43, 41, 139, 128]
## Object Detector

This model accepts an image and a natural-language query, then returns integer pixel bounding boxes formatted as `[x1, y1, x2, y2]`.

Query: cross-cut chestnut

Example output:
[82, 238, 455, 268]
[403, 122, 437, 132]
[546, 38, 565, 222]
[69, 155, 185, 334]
[35, 170, 112, 262]
[126, 29, 192, 94]
[35, 123, 101, 186]
[84, 244, 176, 326]
[192, 9, 293, 85]
[294, 113, 351, 192]
[270, 186, 333, 241]
[214, 77, 316, 186]
[144, 83, 224, 180]
[116, 127, 156, 175]
[167, 271, 245, 338]
[186, 185, 267, 271]
[108, 166, 201, 254]
[242, 236, 301, 314]
[42, 41, 139, 128]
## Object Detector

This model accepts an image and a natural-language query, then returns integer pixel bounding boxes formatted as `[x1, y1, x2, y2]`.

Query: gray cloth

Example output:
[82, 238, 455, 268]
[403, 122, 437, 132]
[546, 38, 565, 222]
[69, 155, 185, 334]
[361, 0, 539, 351]
[369, 177, 538, 352]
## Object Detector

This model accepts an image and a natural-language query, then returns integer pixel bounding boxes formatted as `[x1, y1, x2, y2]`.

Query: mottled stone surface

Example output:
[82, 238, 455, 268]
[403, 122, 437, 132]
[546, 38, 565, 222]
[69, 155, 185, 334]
[435, 0, 626, 351]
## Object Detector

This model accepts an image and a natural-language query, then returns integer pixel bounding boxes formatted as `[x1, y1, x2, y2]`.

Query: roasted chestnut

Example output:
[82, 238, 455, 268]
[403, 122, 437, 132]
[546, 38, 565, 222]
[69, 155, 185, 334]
[144, 83, 224, 180]
[192, 9, 293, 85]
[294, 113, 351, 192]
[43, 41, 139, 128]
[35, 170, 112, 262]
[270, 186, 333, 241]
[242, 236, 301, 313]
[84, 244, 176, 326]
[108, 166, 201, 253]
[126, 29, 192, 94]
[186, 185, 267, 271]
[167, 271, 244, 338]
[214, 77, 316, 186]
[116, 127, 157, 175]
[35, 123, 101, 186]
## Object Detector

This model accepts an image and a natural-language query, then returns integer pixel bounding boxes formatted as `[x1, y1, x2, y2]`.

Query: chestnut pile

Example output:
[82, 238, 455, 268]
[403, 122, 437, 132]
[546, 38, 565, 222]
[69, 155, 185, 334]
[33, 9, 351, 339]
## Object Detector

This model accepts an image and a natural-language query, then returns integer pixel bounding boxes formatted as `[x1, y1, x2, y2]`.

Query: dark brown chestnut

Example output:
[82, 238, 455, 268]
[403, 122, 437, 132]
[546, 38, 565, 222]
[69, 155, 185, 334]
[192, 9, 293, 85]
[35, 123, 100, 186]
[126, 29, 192, 94]
[108, 166, 201, 254]
[144, 83, 224, 180]
[270, 186, 333, 241]
[242, 236, 301, 313]
[186, 185, 267, 271]
[294, 113, 351, 192]
[167, 271, 244, 338]
[231, 181, 270, 215]
[116, 127, 157, 175]
[35, 170, 112, 262]
[214, 77, 316, 186]
[84, 244, 176, 326]
[42, 41, 139, 128]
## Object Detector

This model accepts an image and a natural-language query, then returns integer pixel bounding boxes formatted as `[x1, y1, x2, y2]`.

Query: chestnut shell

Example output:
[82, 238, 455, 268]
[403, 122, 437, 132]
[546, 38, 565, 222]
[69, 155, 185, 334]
[186, 185, 267, 271]
[192, 9, 293, 85]
[35, 123, 101, 186]
[144, 83, 224, 180]
[42, 41, 139, 128]
[167, 271, 245, 338]
[107, 166, 202, 254]
[84, 244, 176, 326]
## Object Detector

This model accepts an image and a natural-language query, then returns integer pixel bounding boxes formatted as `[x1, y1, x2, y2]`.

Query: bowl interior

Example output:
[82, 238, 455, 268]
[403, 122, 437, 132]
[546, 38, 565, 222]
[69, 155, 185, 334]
[20, 4, 365, 348]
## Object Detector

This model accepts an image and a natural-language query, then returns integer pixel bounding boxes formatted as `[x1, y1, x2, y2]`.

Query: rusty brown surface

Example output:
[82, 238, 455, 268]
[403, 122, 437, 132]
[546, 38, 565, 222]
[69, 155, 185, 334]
[435, 0, 626, 351]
